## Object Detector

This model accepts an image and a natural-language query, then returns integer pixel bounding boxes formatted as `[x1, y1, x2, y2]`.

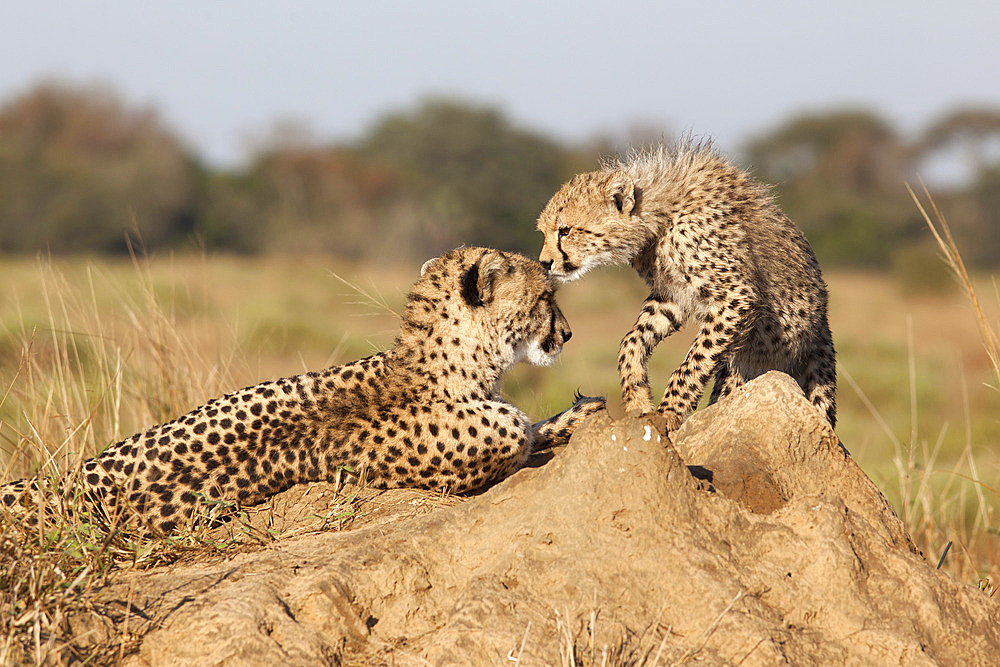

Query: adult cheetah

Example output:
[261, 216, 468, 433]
[1, 248, 605, 533]
[536, 140, 835, 432]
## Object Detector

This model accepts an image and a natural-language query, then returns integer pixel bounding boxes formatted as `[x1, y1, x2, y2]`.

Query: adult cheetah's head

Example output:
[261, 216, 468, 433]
[413, 248, 572, 369]
[536, 170, 653, 282]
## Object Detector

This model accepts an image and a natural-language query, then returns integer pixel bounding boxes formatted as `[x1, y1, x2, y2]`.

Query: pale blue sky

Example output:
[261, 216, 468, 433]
[2, 1, 996, 165]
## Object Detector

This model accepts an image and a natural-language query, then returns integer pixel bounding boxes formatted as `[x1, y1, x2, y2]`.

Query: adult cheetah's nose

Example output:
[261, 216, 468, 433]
[541, 259, 553, 271]
[561, 327, 572, 343]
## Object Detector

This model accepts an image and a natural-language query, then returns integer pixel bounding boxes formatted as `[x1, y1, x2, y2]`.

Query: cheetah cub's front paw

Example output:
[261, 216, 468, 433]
[622, 394, 656, 419]
[649, 408, 683, 436]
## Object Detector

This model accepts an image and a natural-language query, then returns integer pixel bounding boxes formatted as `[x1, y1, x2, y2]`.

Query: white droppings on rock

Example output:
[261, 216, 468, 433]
[611, 433, 617, 442]
[643, 425, 652, 441]
[623, 446, 629, 452]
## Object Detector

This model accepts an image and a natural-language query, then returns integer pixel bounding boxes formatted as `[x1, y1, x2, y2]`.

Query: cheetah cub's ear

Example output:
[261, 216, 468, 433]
[461, 250, 507, 308]
[606, 171, 638, 215]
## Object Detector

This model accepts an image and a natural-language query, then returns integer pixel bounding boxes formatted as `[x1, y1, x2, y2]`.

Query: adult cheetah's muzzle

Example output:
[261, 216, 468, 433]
[542, 325, 571, 353]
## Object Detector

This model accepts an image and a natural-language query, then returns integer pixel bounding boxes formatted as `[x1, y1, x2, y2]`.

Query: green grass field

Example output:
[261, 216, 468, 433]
[1, 251, 998, 581]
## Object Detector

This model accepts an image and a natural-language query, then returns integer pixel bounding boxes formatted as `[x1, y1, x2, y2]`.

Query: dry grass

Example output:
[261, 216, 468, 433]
[0, 253, 376, 664]
[899, 184, 1000, 588]
[545, 591, 744, 666]
[0, 253, 244, 663]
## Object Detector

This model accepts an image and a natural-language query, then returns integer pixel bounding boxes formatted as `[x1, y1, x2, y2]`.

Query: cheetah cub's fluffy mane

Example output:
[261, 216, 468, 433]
[536, 139, 835, 431]
[2, 247, 604, 534]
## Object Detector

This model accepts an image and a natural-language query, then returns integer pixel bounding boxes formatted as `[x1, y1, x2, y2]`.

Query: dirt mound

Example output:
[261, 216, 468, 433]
[80, 372, 997, 665]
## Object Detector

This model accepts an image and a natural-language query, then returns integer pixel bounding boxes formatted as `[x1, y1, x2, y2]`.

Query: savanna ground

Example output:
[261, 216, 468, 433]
[1, 221, 999, 660]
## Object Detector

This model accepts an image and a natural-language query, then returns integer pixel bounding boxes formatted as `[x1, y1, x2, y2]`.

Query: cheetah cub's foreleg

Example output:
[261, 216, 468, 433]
[618, 294, 686, 416]
[618, 277, 754, 431]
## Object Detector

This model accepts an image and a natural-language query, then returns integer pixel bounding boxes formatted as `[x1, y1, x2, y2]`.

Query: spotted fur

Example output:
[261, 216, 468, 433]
[2, 248, 605, 533]
[536, 140, 836, 431]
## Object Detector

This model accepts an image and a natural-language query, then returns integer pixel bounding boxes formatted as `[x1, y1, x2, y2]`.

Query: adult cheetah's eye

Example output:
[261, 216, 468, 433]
[558, 227, 571, 238]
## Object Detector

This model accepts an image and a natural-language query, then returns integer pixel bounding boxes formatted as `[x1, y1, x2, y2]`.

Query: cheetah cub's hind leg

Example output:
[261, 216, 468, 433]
[800, 343, 838, 428]
[707, 362, 749, 405]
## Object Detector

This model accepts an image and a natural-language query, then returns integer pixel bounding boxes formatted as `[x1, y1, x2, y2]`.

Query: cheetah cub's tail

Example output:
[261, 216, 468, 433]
[531, 394, 607, 450]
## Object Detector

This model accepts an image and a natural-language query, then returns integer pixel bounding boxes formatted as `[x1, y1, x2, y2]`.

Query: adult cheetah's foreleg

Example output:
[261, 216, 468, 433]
[618, 295, 684, 416]
[413, 400, 539, 494]
[657, 285, 753, 431]
[530, 395, 607, 449]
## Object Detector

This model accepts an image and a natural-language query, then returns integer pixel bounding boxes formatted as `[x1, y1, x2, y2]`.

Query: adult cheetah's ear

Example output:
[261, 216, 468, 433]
[606, 171, 637, 215]
[461, 250, 506, 308]
[420, 257, 437, 277]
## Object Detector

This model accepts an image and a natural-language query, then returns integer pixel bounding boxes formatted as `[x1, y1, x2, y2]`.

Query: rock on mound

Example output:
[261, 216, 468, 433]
[93, 372, 997, 665]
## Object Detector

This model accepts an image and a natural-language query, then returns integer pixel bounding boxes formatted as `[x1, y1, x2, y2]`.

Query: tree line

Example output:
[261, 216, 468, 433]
[2, 81, 999, 268]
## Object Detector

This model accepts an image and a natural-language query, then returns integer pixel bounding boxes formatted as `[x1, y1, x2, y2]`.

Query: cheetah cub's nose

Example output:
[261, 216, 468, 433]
[541, 259, 553, 271]
[561, 328, 572, 343]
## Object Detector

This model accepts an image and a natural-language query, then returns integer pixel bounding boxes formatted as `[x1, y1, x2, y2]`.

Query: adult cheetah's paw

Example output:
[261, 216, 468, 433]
[571, 393, 607, 415]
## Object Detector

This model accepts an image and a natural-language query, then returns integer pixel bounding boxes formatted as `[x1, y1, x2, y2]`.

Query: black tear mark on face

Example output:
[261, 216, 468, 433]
[541, 306, 558, 353]
[461, 265, 484, 307]
[556, 234, 577, 273]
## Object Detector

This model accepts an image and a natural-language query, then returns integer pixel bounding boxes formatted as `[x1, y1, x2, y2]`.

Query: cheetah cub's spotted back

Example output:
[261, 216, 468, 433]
[536, 141, 836, 431]
[2, 248, 604, 534]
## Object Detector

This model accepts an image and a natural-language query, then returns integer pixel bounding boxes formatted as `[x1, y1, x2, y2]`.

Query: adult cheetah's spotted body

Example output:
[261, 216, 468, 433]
[536, 141, 836, 432]
[2, 248, 604, 533]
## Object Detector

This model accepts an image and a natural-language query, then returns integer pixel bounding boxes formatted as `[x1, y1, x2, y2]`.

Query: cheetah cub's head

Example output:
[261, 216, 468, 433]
[536, 170, 654, 282]
[418, 248, 573, 369]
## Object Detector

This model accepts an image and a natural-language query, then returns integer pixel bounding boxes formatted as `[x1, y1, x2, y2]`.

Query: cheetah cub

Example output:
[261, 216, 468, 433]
[536, 141, 835, 432]
[2, 248, 605, 533]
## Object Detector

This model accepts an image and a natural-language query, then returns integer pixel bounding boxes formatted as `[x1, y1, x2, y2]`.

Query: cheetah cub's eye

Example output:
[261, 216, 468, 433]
[558, 227, 571, 238]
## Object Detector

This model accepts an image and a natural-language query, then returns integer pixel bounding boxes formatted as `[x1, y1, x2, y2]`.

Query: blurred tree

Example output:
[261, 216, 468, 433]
[912, 107, 1000, 267]
[957, 163, 1000, 267]
[919, 107, 1000, 174]
[245, 142, 413, 258]
[746, 110, 904, 192]
[4, 80, 994, 269]
[193, 168, 266, 253]
[0, 82, 198, 253]
[745, 109, 916, 266]
[357, 98, 573, 256]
